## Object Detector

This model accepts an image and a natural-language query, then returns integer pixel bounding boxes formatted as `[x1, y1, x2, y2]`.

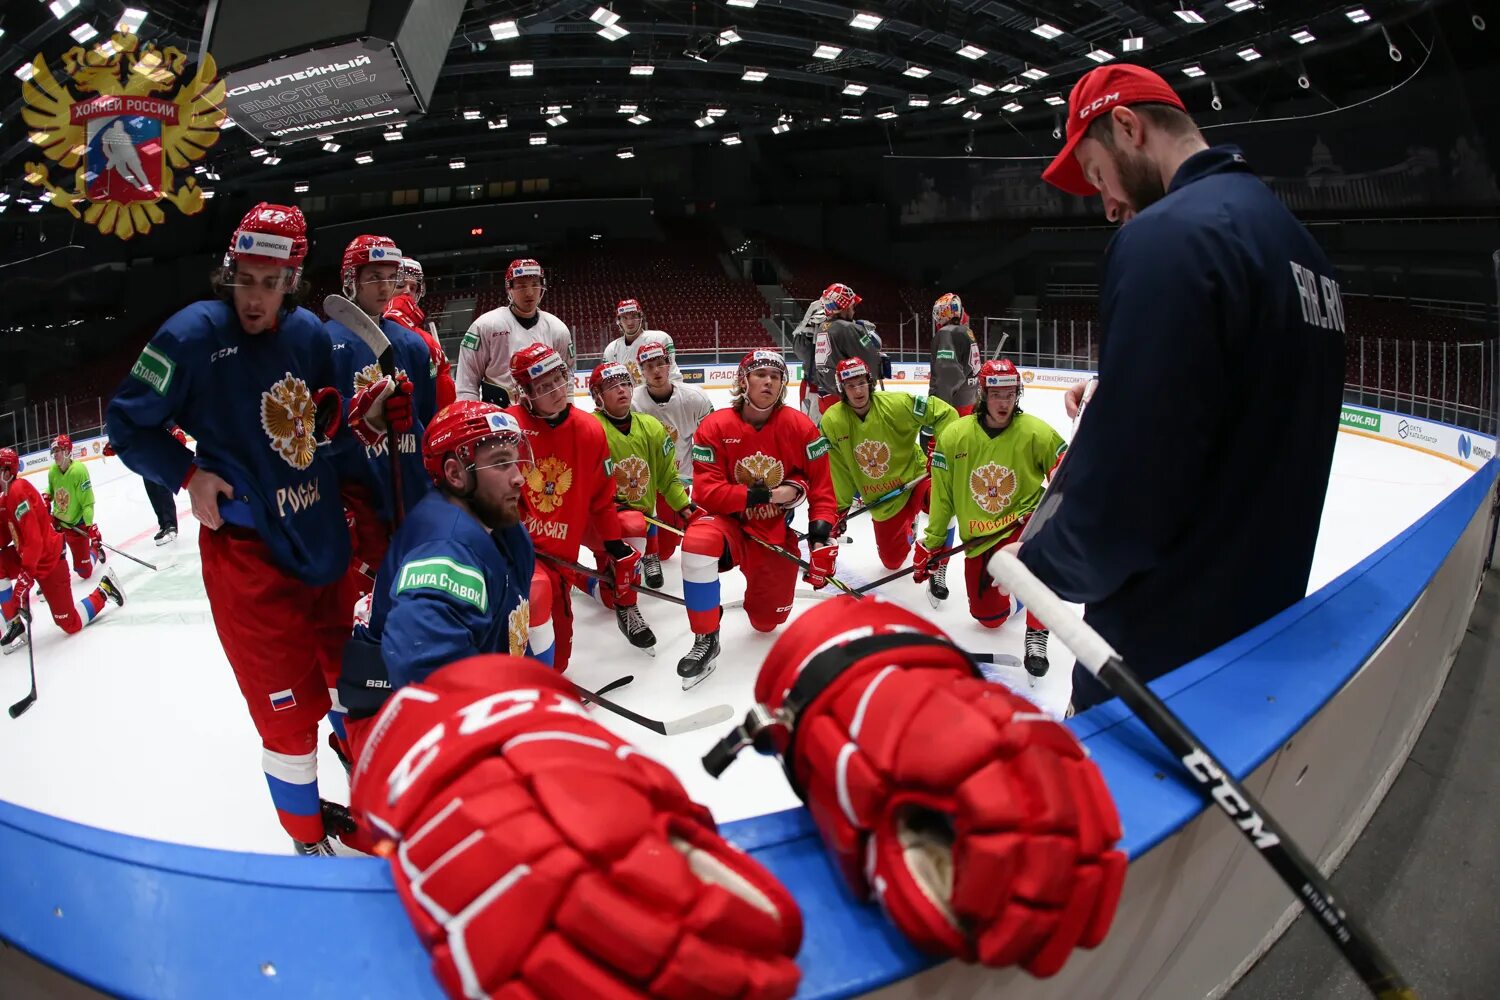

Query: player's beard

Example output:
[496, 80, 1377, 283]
[473, 489, 522, 529]
[1111, 145, 1167, 217]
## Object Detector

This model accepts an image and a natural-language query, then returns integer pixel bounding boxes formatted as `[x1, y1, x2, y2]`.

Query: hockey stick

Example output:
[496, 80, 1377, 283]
[576, 673, 634, 708]
[566, 679, 734, 737]
[536, 550, 687, 607]
[847, 527, 1015, 594]
[55, 522, 157, 571]
[843, 474, 929, 524]
[325, 294, 405, 528]
[986, 549, 1417, 1000]
[742, 532, 864, 599]
[8, 616, 37, 719]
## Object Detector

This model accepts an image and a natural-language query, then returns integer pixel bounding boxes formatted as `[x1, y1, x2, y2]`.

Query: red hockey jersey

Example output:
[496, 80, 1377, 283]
[3, 477, 64, 576]
[691, 403, 838, 543]
[506, 403, 622, 557]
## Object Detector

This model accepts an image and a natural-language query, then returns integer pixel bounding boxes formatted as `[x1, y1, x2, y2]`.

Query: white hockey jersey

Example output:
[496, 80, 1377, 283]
[456, 305, 574, 401]
[602, 331, 682, 385]
[632, 381, 714, 481]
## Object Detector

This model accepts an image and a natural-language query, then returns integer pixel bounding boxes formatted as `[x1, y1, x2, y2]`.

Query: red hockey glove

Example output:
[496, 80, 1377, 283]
[12, 571, 34, 613]
[777, 477, 808, 511]
[42, 493, 53, 510]
[312, 386, 343, 444]
[802, 520, 837, 590]
[912, 540, 936, 585]
[746, 598, 1125, 976]
[86, 523, 105, 563]
[833, 508, 850, 540]
[171, 426, 188, 445]
[350, 656, 803, 1000]
[384, 293, 426, 332]
[349, 375, 413, 447]
[603, 540, 641, 599]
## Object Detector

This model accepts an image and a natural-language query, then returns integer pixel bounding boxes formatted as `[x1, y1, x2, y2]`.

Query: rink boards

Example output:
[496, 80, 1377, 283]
[0, 366, 1496, 998]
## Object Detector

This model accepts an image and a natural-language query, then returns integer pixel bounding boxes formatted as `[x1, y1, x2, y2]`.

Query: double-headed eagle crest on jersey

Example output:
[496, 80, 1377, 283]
[970, 462, 1018, 515]
[262, 374, 318, 471]
[854, 439, 891, 480]
[353, 361, 411, 392]
[51, 489, 71, 516]
[524, 456, 573, 514]
[20, 32, 224, 240]
[508, 600, 530, 657]
[625, 360, 644, 385]
[612, 456, 651, 506]
[734, 452, 785, 490]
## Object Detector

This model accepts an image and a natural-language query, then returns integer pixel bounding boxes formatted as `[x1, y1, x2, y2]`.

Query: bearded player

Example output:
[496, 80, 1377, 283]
[588, 361, 702, 650]
[506, 344, 637, 671]
[601, 298, 682, 384]
[821, 357, 960, 582]
[337, 402, 551, 763]
[106, 203, 390, 855]
[916, 359, 1065, 683]
[456, 258, 574, 406]
[44, 434, 105, 579]
[386, 255, 456, 411]
[678, 350, 838, 688]
[630, 341, 713, 583]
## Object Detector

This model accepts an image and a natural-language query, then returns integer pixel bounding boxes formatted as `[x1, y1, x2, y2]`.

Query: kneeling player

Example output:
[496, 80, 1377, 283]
[45, 435, 105, 579]
[631, 341, 713, 584]
[821, 357, 959, 573]
[678, 350, 838, 688]
[917, 359, 1065, 682]
[1, 448, 124, 652]
[338, 403, 550, 763]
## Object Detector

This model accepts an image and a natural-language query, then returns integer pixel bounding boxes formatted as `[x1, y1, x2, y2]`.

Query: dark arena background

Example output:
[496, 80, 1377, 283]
[1, 1, 1499, 998]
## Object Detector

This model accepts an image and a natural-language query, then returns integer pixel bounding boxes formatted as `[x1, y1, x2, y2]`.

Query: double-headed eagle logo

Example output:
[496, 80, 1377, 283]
[734, 452, 785, 490]
[612, 456, 651, 506]
[20, 32, 224, 240]
[854, 439, 891, 480]
[261, 374, 319, 471]
[51, 488, 72, 516]
[970, 462, 1018, 515]
[524, 457, 573, 515]
[508, 600, 530, 657]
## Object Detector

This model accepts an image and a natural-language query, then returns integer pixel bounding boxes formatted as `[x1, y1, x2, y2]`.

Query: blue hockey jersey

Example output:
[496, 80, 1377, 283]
[1019, 146, 1346, 709]
[106, 300, 352, 585]
[338, 490, 536, 717]
[326, 315, 437, 523]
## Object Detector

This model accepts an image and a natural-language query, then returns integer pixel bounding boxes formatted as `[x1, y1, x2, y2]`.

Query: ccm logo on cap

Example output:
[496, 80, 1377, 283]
[1077, 91, 1121, 121]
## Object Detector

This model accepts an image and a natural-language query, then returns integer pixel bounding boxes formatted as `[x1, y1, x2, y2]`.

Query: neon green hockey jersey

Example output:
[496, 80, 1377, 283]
[47, 460, 95, 527]
[924, 412, 1065, 556]
[821, 391, 959, 520]
[594, 410, 691, 515]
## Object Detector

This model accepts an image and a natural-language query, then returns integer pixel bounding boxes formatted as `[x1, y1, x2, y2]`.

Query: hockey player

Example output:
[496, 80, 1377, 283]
[326, 234, 432, 598]
[589, 361, 700, 635]
[678, 350, 839, 688]
[386, 255, 456, 412]
[820, 357, 960, 576]
[1, 447, 125, 652]
[915, 359, 1065, 682]
[789, 298, 826, 414]
[601, 298, 682, 384]
[506, 343, 637, 671]
[44, 435, 104, 579]
[811, 283, 883, 418]
[106, 203, 393, 856]
[336, 402, 551, 762]
[456, 258, 574, 406]
[631, 341, 713, 581]
[929, 293, 981, 416]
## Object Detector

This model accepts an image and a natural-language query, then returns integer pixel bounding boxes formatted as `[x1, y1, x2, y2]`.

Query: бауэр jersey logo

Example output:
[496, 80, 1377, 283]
[20, 31, 223, 240]
[261, 373, 319, 471]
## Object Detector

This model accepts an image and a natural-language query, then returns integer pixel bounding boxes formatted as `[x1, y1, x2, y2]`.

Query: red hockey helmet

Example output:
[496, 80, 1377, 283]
[341, 235, 403, 297]
[510, 343, 569, 396]
[615, 297, 643, 330]
[505, 258, 546, 289]
[51, 434, 74, 455]
[224, 203, 308, 287]
[396, 256, 425, 298]
[422, 401, 531, 486]
[589, 361, 633, 398]
[737, 349, 788, 407]
[0, 447, 18, 480]
[932, 293, 964, 328]
[978, 358, 1022, 395]
[835, 357, 871, 392]
[821, 282, 861, 313]
[636, 342, 670, 368]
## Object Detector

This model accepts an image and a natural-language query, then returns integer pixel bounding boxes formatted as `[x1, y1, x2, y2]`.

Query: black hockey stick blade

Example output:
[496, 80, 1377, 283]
[8, 692, 36, 719]
[8, 620, 37, 719]
[324, 294, 395, 376]
[577, 674, 634, 707]
[986, 549, 1418, 1000]
[567, 680, 733, 736]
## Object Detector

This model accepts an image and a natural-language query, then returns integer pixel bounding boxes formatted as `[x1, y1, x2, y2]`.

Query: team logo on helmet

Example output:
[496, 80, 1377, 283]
[261, 373, 318, 470]
[854, 439, 891, 479]
[486, 412, 521, 436]
[367, 245, 401, 261]
[970, 462, 1018, 515]
[612, 455, 652, 505]
[523, 456, 573, 514]
[508, 599, 530, 657]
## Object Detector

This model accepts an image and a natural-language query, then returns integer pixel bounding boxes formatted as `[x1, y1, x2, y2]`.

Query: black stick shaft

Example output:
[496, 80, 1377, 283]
[536, 551, 687, 606]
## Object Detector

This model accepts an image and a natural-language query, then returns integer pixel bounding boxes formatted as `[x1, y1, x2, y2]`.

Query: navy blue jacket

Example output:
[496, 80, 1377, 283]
[326, 315, 437, 523]
[1020, 146, 1346, 709]
[338, 490, 536, 717]
[106, 300, 353, 585]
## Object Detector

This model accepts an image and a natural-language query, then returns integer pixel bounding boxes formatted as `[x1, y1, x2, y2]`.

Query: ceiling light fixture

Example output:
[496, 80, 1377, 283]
[1122, 35, 1144, 52]
[294, 182, 309, 193]
[322, 141, 341, 152]
[903, 65, 930, 79]
[1020, 65, 1048, 80]
[956, 43, 986, 59]
[117, 8, 147, 33]
[772, 121, 790, 133]
[489, 20, 519, 40]
[1226, 0, 1257, 11]
[1236, 46, 1262, 61]
[530, 133, 547, 145]
[510, 61, 533, 77]
[617, 147, 635, 158]
[1086, 48, 1115, 63]
[354, 153, 373, 164]
[908, 94, 930, 107]
[630, 63, 655, 75]
[742, 68, 768, 82]
[69, 23, 97, 43]
[1044, 94, 1066, 106]
[1030, 22, 1063, 40]
[969, 81, 995, 96]
[546, 114, 568, 126]
[963, 108, 982, 120]
[849, 12, 883, 30]
[942, 91, 965, 106]
[49, 0, 81, 20]
[727, 0, 758, 7]
[813, 43, 842, 59]
[876, 107, 897, 119]
[1002, 101, 1023, 113]
[1182, 64, 1206, 77]
[618, 103, 638, 113]
[722, 133, 742, 145]
[1346, 8, 1371, 24]
[1291, 29, 1316, 44]
[449, 158, 466, 169]
[1174, 7, 1205, 24]
[628, 114, 651, 124]
[488, 116, 508, 129]
[717, 28, 741, 45]
[842, 82, 867, 96]
[695, 115, 714, 127]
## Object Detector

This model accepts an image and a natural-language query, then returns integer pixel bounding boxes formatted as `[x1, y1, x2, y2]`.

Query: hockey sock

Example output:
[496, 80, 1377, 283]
[77, 588, 109, 624]
[945, 525, 956, 549]
[646, 523, 659, 556]
[528, 572, 556, 668]
[262, 737, 325, 844]
[681, 528, 723, 635]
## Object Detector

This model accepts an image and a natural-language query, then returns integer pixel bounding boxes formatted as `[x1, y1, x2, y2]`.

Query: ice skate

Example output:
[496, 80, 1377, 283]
[642, 552, 664, 589]
[678, 630, 720, 690]
[154, 526, 177, 546]
[927, 559, 949, 608]
[616, 604, 657, 656]
[292, 837, 337, 857]
[1024, 628, 1050, 687]
[97, 568, 126, 608]
[1, 617, 27, 655]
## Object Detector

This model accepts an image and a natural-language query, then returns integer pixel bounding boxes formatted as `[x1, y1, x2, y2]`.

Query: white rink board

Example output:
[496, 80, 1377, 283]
[0, 380, 1475, 854]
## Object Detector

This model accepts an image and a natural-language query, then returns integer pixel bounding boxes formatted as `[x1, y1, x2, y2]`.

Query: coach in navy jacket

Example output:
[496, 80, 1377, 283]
[1018, 64, 1346, 711]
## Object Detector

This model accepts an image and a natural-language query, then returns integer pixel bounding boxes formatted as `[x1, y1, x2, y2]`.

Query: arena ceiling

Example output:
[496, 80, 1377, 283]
[0, 0, 1467, 202]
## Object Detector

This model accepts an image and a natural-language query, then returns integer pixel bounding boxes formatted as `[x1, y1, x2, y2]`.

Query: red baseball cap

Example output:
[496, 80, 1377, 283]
[1042, 64, 1186, 196]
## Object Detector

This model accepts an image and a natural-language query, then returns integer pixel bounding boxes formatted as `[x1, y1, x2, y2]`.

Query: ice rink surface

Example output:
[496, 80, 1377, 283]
[0, 383, 1475, 854]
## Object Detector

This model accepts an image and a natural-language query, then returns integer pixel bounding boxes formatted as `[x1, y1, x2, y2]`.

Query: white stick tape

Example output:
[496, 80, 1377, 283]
[986, 549, 1117, 675]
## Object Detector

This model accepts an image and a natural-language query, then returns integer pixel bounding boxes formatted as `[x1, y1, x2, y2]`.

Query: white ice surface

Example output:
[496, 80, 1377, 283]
[0, 386, 1474, 854]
